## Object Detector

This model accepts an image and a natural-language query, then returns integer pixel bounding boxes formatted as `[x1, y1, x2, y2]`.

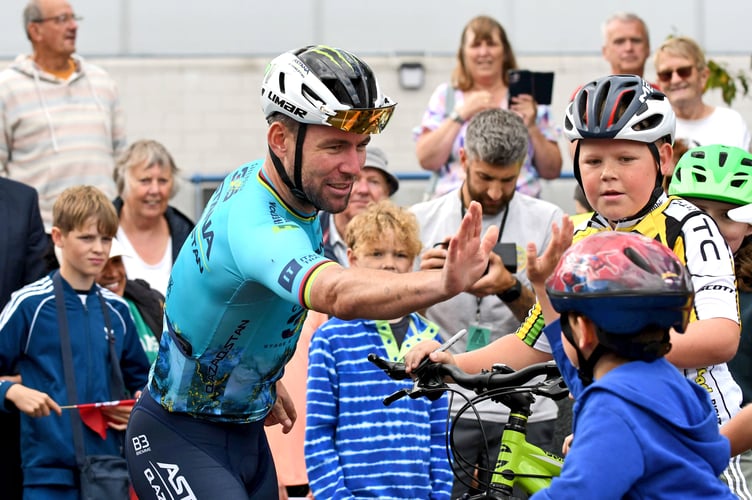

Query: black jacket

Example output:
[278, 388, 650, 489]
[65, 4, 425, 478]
[0, 178, 47, 308]
[124, 278, 164, 341]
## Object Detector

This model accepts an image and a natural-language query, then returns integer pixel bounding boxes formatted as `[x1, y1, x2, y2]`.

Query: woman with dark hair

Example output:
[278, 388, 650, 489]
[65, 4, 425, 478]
[414, 15, 561, 199]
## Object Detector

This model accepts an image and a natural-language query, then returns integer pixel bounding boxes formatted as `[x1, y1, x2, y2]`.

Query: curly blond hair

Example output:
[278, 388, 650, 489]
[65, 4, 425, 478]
[344, 200, 422, 259]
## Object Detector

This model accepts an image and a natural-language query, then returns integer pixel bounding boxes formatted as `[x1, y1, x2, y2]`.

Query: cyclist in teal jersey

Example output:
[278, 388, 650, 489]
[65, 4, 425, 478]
[124, 45, 498, 500]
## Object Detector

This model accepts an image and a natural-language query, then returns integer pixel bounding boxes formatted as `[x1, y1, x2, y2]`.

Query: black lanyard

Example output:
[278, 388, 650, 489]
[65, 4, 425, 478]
[460, 190, 508, 243]
[459, 191, 510, 320]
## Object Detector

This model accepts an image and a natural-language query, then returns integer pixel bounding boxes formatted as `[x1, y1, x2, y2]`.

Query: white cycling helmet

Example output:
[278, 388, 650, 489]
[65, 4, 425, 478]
[261, 45, 395, 135]
[564, 75, 676, 220]
[563, 75, 675, 145]
[261, 46, 396, 207]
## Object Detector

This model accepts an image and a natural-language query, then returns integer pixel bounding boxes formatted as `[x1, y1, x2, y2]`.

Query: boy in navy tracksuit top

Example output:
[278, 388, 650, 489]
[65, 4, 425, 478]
[0, 185, 149, 499]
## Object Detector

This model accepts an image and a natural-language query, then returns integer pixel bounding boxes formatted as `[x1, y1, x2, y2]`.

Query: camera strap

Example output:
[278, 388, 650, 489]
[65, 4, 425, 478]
[459, 192, 510, 326]
[459, 189, 508, 243]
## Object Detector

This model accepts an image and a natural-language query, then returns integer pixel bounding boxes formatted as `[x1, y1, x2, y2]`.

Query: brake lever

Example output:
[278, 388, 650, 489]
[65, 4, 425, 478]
[367, 353, 410, 380]
[535, 376, 570, 401]
[384, 388, 410, 406]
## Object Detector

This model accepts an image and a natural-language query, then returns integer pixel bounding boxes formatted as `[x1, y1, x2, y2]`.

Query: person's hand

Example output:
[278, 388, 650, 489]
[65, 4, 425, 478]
[468, 252, 516, 297]
[419, 239, 450, 271]
[264, 380, 296, 433]
[5, 384, 61, 418]
[404, 340, 457, 374]
[509, 94, 538, 128]
[458, 90, 498, 121]
[0, 374, 22, 384]
[562, 433, 574, 456]
[441, 201, 498, 297]
[525, 216, 573, 289]
[102, 402, 135, 430]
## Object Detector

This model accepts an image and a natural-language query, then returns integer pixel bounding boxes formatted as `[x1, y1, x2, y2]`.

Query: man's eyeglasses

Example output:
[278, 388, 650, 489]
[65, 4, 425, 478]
[656, 65, 694, 83]
[32, 13, 82, 25]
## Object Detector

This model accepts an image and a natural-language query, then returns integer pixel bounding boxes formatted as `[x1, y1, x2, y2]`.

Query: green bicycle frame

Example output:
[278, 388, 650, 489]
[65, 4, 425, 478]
[489, 412, 563, 495]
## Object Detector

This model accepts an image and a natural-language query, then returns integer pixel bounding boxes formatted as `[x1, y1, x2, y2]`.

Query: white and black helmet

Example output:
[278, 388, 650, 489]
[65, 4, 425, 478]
[565, 75, 676, 215]
[563, 75, 675, 145]
[261, 46, 396, 207]
[261, 45, 395, 135]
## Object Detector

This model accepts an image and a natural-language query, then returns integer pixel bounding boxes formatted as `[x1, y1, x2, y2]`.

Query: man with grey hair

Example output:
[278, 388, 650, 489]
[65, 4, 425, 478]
[602, 12, 651, 77]
[0, 0, 125, 265]
[410, 108, 564, 498]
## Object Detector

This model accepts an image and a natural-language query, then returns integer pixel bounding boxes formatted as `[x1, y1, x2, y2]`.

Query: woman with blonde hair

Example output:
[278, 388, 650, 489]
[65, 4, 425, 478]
[113, 139, 193, 294]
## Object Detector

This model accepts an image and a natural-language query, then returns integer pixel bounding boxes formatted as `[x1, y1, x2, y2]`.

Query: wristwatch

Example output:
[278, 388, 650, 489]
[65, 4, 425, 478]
[497, 279, 522, 303]
[448, 110, 465, 124]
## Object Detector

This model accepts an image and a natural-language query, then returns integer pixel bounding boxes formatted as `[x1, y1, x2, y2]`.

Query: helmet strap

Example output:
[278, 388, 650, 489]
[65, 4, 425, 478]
[561, 315, 604, 387]
[572, 141, 583, 188]
[647, 142, 664, 189]
[268, 123, 312, 206]
[576, 139, 666, 224]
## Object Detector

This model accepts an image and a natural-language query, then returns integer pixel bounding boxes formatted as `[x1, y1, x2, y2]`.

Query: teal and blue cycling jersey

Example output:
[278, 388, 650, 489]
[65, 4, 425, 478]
[149, 160, 336, 423]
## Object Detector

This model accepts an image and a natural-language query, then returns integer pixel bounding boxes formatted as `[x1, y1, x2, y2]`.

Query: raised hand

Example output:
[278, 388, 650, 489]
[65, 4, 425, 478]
[442, 201, 499, 296]
[526, 216, 573, 288]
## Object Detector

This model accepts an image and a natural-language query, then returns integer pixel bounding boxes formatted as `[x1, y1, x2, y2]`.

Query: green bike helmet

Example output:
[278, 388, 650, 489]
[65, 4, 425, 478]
[668, 144, 752, 206]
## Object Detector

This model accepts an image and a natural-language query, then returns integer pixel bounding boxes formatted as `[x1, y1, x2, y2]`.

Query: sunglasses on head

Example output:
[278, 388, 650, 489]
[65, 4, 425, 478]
[656, 65, 694, 83]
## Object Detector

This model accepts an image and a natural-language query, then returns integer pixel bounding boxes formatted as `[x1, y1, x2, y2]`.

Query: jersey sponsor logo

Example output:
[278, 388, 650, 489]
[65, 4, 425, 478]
[205, 320, 249, 393]
[280, 306, 305, 339]
[269, 201, 286, 225]
[687, 215, 723, 263]
[131, 434, 151, 456]
[143, 461, 197, 500]
[278, 259, 302, 292]
[300, 253, 319, 264]
[191, 181, 224, 273]
[697, 284, 736, 294]
[222, 167, 247, 202]
[694, 367, 714, 393]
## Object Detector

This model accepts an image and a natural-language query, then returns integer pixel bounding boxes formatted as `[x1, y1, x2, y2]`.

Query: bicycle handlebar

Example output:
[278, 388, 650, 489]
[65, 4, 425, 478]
[367, 353, 568, 406]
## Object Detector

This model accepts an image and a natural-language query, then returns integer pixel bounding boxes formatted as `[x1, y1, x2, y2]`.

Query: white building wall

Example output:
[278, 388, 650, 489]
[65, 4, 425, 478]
[2, 0, 751, 216]
[23, 53, 746, 218]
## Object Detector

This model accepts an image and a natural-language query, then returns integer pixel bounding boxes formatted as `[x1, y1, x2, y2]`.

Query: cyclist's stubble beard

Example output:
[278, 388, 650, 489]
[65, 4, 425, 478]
[300, 167, 353, 214]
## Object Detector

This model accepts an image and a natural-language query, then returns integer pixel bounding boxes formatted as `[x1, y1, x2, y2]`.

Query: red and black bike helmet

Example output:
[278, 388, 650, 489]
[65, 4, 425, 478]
[563, 75, 675, 188]
[546, 231, 693, 335]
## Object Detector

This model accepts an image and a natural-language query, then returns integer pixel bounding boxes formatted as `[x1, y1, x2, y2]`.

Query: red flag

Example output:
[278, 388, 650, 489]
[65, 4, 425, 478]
[64, 399, 137, 440]
[79, 406, 108, 439]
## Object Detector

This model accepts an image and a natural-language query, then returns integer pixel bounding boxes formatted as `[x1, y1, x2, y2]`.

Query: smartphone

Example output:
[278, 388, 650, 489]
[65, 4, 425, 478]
[493, 242, 517, 274]
[508, 70, 554, 106]
[508, 70, 534, 107]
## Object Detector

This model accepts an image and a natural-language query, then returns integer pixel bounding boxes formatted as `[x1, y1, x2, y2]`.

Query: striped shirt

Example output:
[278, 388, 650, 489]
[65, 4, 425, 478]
[0, 54, 125, 230]
[306, 315, 453, 500]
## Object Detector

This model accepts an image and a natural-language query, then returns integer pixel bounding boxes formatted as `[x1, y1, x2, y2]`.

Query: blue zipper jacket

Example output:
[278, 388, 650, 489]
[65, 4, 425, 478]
[0, 274, 149, 487]
[531, 319, 735, 499]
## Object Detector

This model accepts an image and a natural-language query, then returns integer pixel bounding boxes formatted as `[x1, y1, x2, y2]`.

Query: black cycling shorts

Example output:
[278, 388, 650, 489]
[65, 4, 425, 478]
[125, 389, 278, 499]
